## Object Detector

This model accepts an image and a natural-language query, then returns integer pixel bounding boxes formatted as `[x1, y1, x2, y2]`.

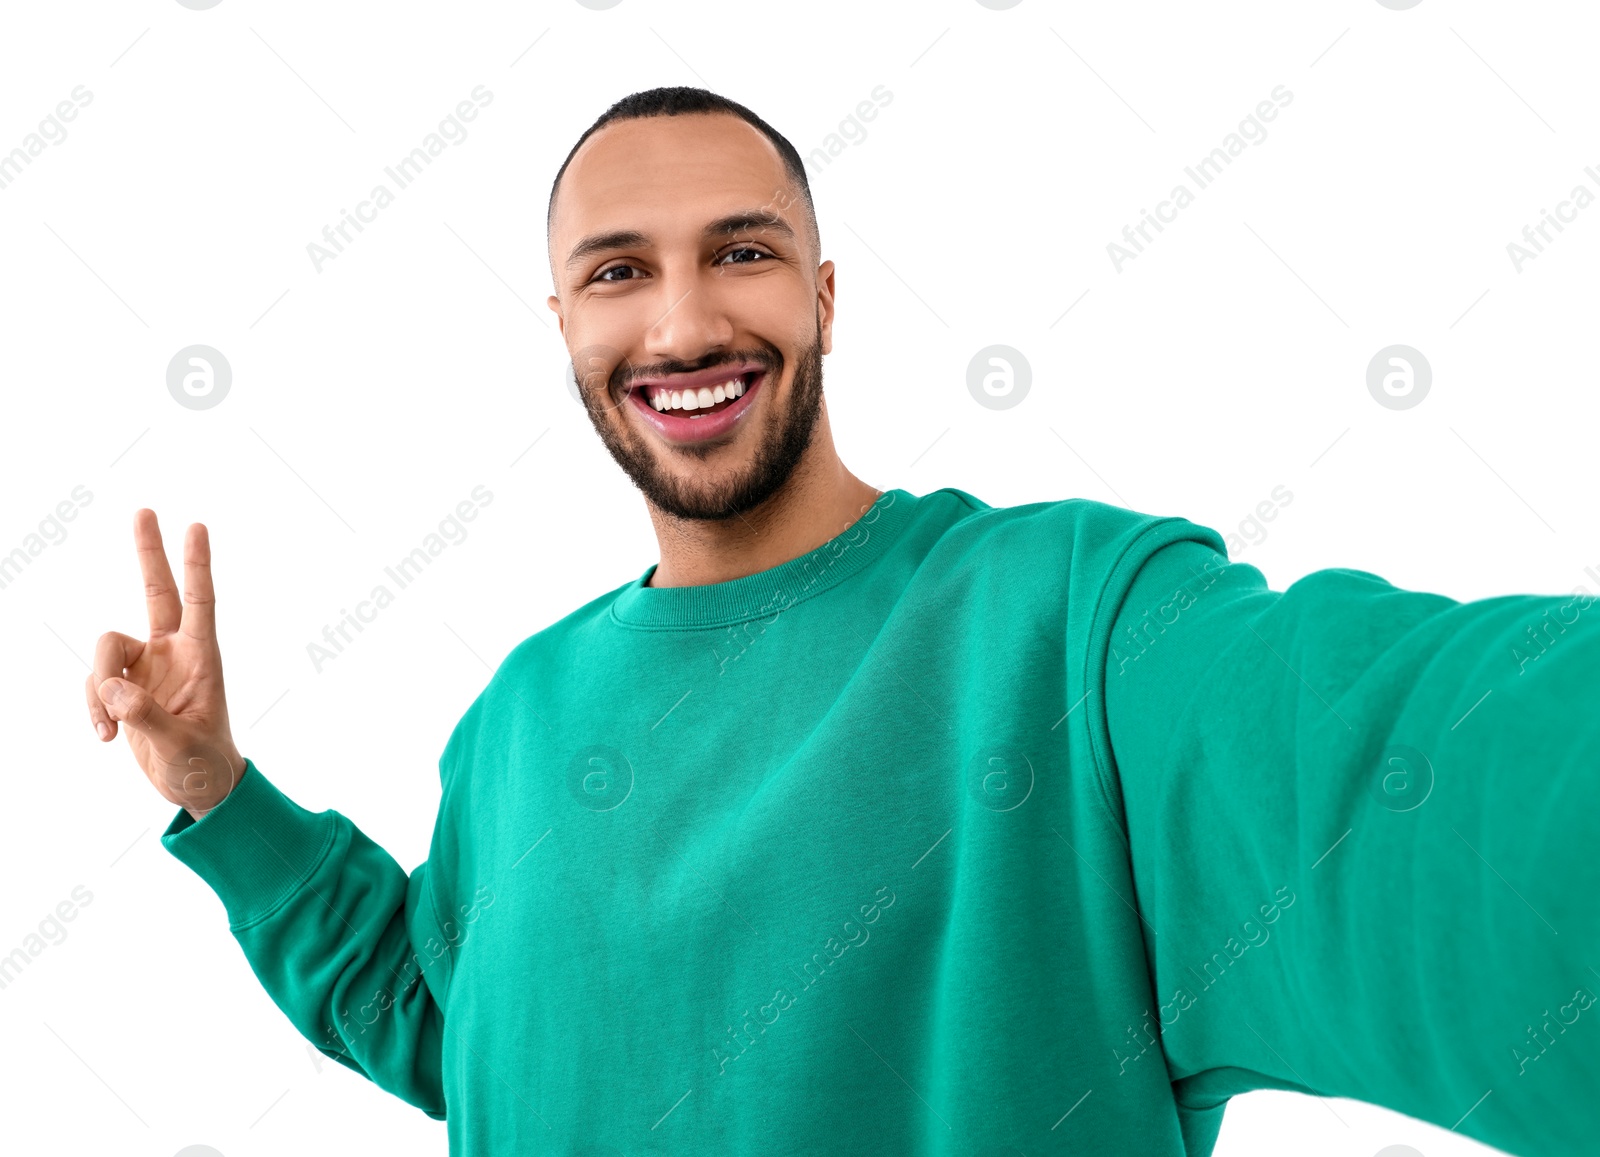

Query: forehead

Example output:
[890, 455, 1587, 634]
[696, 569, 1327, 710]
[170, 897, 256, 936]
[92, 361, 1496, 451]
[552, 112, 795, 247]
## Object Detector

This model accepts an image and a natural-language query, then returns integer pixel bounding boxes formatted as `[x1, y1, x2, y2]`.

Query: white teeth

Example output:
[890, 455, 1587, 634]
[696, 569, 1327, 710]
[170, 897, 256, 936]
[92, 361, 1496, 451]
[647, 375, 750, 411]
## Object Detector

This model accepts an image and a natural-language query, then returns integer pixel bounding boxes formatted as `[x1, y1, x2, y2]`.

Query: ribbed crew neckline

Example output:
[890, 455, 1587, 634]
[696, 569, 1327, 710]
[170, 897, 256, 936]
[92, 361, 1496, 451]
[609, 488, 917, 630]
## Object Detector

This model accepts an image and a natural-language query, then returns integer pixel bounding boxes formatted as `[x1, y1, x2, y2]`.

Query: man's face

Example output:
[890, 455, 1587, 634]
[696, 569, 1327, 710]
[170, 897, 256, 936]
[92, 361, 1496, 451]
[547, 113, 835, 521]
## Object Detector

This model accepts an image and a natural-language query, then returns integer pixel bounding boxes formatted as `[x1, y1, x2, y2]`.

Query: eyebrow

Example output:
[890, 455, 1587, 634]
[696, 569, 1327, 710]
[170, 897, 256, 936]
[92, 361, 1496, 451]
[565, 210, 796, 270]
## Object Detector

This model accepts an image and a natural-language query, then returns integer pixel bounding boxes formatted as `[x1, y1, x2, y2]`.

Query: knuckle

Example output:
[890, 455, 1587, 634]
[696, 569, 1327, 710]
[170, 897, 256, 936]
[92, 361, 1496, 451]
[123, 689, 152, 726]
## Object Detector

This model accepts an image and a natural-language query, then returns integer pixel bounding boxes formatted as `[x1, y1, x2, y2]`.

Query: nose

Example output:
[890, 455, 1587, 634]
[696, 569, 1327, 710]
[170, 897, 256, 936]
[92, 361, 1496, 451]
[641, 260, 736, 366]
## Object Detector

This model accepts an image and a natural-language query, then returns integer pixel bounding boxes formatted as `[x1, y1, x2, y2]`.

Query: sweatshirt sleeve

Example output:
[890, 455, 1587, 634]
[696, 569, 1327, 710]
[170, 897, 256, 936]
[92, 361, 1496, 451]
[1098, 534, 1600, 1156]
[161, 757, 450, 1120]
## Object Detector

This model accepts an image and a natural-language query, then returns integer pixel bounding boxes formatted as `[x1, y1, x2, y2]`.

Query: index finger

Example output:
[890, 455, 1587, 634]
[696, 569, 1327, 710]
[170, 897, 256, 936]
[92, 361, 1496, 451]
[134, 509, 181, 637]
[181, 521, 216, 643]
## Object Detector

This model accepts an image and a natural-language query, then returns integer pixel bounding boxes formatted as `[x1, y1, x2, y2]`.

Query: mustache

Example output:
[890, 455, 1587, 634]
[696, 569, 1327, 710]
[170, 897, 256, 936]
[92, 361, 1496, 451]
[619, 355, 777, 392]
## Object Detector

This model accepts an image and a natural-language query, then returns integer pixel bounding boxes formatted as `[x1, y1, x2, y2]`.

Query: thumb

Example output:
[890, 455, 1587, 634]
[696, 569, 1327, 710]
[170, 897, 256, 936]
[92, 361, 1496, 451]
[97, 678, 182, 744]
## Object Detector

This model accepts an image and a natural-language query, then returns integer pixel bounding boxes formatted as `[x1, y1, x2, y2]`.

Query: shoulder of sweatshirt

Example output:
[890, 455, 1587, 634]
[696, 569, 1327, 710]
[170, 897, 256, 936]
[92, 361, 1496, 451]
[431, 494, 1227, 789]
[430, 574, 635, 792]
[795, 484, 1225, 585]
[502, 573, 638, 670]
[477, 490, 1233, 664]
[910, 489, 1228, 599]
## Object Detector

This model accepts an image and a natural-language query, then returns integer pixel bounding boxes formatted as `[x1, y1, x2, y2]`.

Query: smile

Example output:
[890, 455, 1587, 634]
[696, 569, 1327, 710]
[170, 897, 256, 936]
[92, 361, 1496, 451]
[627, 369, 766, 444]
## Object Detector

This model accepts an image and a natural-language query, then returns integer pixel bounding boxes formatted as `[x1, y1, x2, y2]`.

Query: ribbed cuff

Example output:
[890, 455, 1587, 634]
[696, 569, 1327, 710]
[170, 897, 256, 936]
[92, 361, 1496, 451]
[160, 758, 335, 930]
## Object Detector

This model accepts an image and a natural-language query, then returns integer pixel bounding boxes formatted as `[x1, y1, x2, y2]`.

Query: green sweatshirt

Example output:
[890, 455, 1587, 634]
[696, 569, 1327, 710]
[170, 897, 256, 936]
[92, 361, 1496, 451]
[162, 486, 1600, 1156]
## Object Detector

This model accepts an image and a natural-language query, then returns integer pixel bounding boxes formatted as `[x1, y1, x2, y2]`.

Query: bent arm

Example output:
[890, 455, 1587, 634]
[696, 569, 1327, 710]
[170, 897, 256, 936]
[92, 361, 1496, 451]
[1102, 538, 1600, 1155]
[162, 759, 449, 1119]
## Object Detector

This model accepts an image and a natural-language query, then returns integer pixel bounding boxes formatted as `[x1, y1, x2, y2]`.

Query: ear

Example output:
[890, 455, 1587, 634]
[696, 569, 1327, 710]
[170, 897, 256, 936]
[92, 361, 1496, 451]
[547, 294, 565, 339]
[816, 259, 836, 356]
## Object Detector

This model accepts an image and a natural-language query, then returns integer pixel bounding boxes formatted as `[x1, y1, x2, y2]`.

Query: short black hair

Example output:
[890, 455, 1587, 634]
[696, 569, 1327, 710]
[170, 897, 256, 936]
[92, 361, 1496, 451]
[546, 86, 820, 268]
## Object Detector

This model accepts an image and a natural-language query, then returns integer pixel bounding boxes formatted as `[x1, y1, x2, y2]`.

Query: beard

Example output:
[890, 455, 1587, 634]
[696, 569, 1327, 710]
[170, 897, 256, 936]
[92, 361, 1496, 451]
[576, 323, 825, 522]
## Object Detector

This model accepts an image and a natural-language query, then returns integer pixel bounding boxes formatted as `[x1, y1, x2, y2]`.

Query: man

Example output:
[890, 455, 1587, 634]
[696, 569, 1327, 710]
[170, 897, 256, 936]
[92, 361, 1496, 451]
[86, 87, 1598, 1156]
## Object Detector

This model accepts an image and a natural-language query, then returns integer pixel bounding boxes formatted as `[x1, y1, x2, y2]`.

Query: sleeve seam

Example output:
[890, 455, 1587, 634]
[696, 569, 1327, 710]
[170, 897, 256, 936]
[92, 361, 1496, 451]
[1083, 516, 1225, 847]
[425, 860, 458, 1007]
[430, 733, 465, 1009]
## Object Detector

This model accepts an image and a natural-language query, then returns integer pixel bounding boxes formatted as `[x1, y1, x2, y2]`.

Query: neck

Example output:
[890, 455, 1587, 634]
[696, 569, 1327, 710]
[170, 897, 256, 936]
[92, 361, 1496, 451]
[644, 416, 881, 589]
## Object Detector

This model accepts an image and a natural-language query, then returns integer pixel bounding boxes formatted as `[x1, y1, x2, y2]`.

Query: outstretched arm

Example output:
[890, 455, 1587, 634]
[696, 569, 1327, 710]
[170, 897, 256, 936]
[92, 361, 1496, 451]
[1102, 536, 1600, 1156]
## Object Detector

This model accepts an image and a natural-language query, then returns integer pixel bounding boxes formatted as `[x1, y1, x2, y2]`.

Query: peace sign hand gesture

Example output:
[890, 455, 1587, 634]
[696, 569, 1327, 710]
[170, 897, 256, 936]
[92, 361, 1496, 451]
[85, 509, 246, 820]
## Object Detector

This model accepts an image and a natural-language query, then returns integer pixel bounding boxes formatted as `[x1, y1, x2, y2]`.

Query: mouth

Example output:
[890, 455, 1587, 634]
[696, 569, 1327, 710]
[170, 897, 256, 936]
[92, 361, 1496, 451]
[626, 369, 766, 444]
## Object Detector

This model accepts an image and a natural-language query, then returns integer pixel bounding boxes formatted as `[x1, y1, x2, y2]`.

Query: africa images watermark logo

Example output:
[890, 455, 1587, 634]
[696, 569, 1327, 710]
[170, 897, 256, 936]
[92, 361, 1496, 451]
[1366, 344, 1430, 410]
[167, 345, 232, 410]
[966, 345, 1031, 410]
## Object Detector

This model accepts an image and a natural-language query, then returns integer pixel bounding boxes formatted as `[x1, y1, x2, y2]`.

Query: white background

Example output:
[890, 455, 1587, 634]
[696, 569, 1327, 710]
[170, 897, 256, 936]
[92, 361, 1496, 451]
[0, 1, 1592, 1154]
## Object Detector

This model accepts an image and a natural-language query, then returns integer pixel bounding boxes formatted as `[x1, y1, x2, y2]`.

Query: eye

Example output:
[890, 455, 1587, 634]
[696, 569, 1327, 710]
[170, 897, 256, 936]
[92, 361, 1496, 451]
[593, 263, 642, 284]
[717, 246, 771, 266]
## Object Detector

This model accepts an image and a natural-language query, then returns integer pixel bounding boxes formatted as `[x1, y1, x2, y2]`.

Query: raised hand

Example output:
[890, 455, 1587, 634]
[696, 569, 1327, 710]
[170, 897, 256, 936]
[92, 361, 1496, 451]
[85, 509, 246, 819]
